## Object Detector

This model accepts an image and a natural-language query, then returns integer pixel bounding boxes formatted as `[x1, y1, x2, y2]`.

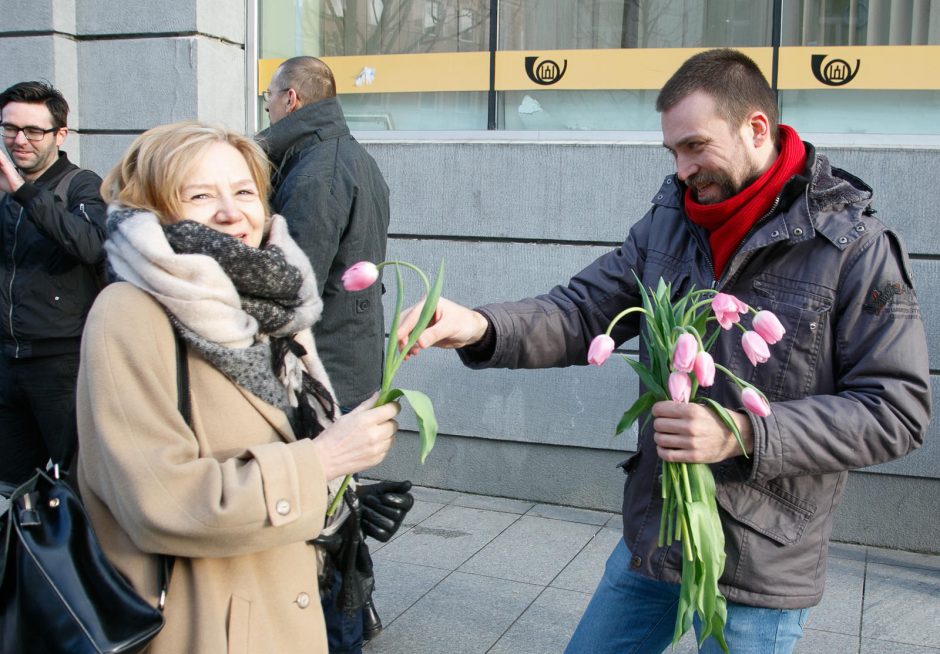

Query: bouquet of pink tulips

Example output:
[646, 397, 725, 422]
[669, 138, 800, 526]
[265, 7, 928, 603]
[588, 277, 785, 652]
[326, 259, 444, 517]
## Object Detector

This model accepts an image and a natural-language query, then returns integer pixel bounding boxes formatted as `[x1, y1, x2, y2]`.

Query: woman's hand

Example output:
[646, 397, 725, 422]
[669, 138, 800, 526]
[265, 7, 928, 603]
[312, 394, 400, 480]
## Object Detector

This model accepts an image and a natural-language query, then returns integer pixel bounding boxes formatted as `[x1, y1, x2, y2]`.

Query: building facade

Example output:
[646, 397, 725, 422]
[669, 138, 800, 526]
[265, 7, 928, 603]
[3, 0, 938, 552]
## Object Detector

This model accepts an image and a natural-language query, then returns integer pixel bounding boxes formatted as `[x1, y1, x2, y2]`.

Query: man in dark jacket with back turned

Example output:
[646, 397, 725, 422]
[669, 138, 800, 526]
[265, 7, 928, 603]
[0, 81, 106, 484]
[395, 49, 931, 654]
[257, 56, 412, 654]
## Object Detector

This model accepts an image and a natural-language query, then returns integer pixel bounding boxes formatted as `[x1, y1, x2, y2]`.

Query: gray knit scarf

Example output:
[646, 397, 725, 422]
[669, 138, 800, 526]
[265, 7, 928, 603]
[105, 207, 336, 438]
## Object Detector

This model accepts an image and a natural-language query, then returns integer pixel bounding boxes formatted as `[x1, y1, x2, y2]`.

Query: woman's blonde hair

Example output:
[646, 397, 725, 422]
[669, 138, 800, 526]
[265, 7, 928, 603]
[101, 121, 271, 223]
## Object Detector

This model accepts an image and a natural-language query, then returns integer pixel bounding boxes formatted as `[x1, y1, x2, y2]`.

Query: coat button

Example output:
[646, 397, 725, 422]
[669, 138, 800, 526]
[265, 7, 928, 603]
[856, 224, 866, 232]
[296, 592, 311, 609]
[656, 194, 664, 200]
[793, 227, 803, 236]
[771, 230, 780, 238]
[839, 236, 849, 244]
[631, 555, 642, 568]
[276, 499, 291, 515]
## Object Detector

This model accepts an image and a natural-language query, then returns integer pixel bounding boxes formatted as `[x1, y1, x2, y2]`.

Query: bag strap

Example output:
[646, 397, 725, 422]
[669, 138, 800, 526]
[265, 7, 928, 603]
[53, 168, 83, 206]
[157, 330, 189, 609]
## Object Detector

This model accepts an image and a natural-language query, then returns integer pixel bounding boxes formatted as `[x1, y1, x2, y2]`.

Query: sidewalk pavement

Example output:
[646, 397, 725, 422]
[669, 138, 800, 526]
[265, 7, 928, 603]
[363, 484, 940, 654]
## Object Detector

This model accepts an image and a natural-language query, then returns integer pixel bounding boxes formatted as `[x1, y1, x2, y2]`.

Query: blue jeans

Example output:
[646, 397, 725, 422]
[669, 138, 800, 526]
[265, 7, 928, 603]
[565, 539, 809, 654]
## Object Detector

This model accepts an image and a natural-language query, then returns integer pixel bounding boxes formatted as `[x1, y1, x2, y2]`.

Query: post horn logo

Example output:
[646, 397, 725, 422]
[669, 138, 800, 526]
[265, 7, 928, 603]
[811, 54, 860, 86]
[525, 56, 568, 85]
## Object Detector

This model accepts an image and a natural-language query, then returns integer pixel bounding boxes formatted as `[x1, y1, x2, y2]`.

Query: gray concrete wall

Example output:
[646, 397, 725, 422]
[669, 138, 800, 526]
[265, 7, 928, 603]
[0, 0, 246, 175]
[365, 141, 940, 553]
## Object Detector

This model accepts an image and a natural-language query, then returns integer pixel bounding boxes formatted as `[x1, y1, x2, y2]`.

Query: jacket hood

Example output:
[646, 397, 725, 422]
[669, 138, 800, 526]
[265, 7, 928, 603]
[256, 97, 349, 165]
[806, 146, 873, 214]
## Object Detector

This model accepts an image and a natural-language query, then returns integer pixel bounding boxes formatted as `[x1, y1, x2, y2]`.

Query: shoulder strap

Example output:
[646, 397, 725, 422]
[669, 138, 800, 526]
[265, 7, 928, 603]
[53, 168, 83, 206]
[157, 331, 190, 610]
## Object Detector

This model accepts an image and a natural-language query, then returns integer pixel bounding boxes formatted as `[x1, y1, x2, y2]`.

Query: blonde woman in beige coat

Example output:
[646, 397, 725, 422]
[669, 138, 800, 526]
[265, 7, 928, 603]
[76, 122, 399, 654]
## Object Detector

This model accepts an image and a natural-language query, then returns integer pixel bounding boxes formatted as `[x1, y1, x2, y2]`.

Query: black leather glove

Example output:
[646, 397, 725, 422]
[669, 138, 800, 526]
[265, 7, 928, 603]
[356, 480, 414, 542]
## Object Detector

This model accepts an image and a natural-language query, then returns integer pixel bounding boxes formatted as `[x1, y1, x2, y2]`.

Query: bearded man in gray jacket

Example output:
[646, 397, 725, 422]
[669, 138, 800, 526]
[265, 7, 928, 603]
[396, 48, 931, 654]
[257, 56, 412, 654]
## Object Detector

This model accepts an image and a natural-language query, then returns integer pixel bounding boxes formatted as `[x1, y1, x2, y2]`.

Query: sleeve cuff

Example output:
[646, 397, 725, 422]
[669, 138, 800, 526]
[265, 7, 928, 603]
[12, 181, 41, 206]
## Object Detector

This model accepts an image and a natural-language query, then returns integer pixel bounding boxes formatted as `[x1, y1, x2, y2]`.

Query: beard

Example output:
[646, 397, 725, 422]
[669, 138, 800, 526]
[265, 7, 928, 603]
[688, 167, 762, 205]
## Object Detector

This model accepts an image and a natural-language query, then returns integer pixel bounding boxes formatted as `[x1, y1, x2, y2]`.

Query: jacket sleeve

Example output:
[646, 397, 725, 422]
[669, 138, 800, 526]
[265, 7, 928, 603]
[77, 284, 329, 558]
[748, 230, 932, 482]
[275, 165, 347, 297]
[12, 169, 107, 265]
[460, 217, 650, 370]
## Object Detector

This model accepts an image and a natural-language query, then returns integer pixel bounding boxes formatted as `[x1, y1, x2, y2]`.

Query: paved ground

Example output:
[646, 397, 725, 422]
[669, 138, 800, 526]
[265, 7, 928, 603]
[362, 484, 940, 654]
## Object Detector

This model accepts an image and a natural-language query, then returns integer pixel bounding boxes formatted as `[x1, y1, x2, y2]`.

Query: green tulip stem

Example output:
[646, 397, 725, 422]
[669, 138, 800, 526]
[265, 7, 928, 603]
[604, 306, 651, 336]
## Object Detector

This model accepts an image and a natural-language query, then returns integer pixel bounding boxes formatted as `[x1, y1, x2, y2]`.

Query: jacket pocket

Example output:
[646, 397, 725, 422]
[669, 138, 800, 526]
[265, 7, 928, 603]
[227, 594, 251, 654]
[732, 275, 833, 401]
[714, 480, 817, 545]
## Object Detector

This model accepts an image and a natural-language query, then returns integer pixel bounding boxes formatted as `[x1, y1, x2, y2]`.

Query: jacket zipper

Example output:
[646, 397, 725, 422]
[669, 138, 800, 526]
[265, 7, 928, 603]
[716, 193, 783, 291]
[7, 207, 23, 357]
[79, 202, 90, 223]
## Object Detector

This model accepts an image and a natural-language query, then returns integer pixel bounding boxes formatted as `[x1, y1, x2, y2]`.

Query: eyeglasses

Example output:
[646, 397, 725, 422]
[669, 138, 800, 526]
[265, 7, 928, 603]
[262, 88, 287, 103]
[0, 124, 59, 142]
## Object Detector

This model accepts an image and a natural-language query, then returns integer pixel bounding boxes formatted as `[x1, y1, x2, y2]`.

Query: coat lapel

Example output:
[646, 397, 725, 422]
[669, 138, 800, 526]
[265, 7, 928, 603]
[232, 384, 297, 443]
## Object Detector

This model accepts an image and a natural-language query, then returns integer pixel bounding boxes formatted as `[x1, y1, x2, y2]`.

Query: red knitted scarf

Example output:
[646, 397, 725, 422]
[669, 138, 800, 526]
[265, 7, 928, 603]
[684, 124, 806, 279]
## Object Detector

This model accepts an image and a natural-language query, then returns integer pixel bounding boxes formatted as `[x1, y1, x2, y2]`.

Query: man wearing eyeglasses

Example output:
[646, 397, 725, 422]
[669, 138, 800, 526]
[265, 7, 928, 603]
[0, 81, 106, 485]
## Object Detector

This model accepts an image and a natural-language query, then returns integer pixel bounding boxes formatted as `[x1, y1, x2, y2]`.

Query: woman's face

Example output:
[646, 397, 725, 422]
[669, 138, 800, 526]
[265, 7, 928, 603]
[177, 141, 267, 248]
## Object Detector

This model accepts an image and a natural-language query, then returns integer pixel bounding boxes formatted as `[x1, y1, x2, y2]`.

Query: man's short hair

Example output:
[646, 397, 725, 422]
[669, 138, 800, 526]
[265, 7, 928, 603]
[0, 81, 70, 129]
[275, 56, 337, 106]
[656, 49, 779, 143]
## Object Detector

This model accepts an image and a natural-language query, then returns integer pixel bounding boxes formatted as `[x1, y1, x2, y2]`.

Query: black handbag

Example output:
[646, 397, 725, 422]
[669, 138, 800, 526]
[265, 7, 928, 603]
[0, 332, 190, 653]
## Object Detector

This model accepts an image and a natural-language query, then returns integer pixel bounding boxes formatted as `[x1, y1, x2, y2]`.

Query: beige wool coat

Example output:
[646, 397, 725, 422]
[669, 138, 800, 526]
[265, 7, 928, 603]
[77, 282, 331, 654]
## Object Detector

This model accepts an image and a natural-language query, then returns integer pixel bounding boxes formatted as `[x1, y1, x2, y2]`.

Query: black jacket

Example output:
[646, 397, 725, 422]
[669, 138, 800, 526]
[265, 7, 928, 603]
[0, 152, 107, 358]
[258, 99, 390, 408]
[461, 146, 931, 608]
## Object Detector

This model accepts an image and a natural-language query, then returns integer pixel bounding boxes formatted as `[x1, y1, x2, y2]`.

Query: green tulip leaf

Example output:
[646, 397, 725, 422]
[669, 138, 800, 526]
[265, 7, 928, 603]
[701, 397, 749, 458]
[615, 391, 657, 435]
[401, 259, 445, 358]
[621, 355, 666, 398]
[383, 387, 438, 464]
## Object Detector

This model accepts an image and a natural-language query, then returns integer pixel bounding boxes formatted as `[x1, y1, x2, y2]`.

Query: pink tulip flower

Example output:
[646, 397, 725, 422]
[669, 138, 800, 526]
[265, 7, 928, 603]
[712, 293, 749, 330]
[742, 387, 772, 417]
[587, 334, 616, 366]
[342, 261, 379, 291]
[668, 372, 692, 403]
[741, 331, 771, 366]
[752, 310, 786, 345]
[672, 333, 697, 373]
[693, 351, 715, 387]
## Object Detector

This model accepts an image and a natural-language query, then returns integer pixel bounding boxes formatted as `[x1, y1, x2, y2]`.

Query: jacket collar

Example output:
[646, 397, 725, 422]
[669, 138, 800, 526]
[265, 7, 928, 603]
[256, 97, 350, 166]
[31, 151, 74, 189]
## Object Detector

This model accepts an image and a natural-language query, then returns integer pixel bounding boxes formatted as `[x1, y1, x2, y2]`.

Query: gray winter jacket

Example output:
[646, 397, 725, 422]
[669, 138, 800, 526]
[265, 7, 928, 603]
[460, 145, 931, 608]
[258, 99, 390, 408]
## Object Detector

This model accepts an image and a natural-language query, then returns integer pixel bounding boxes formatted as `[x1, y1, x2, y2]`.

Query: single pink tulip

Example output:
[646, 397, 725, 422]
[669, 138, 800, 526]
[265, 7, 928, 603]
[752, 310, 786, 345]
[587, 334, 616, 366]
[668, 372, 692, 403]
[741, 331, 771, 366]
[342, 261, 379, 291]
[672, 333, 697, 373]
[742, 387, 772, 417]
[712, 293, 749, 330]
[693, 351, 715, 387]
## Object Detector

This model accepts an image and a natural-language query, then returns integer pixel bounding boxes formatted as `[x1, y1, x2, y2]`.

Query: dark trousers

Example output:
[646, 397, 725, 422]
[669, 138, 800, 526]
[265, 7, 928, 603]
[0, 352, 80, 485]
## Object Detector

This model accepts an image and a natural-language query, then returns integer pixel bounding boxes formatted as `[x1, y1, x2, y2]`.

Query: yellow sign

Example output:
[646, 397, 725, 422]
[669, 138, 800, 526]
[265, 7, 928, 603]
[259, 52, 490, 95]
[494, 48, 772, 91]
[776, 46, 940, 90]
[259, 46, 940, 96]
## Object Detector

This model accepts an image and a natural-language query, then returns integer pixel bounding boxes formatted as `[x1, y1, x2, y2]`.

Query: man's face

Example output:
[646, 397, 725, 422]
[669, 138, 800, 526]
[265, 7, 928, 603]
[1, 101, 66, 181]
[661, 90, 761, 205]
[264, 72, 292, 125]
